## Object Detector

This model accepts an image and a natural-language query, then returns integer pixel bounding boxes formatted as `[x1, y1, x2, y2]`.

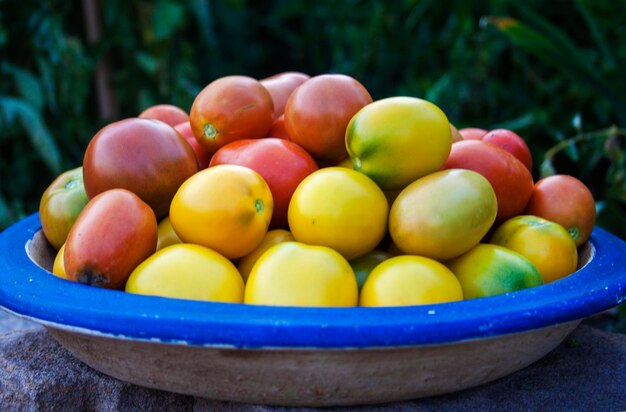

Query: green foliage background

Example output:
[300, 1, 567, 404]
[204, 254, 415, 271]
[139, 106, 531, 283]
[1, 0, 625, 327]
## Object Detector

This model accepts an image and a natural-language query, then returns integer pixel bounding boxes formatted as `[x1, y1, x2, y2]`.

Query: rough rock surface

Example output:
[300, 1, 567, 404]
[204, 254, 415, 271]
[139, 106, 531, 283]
[0, 310, 624, 411]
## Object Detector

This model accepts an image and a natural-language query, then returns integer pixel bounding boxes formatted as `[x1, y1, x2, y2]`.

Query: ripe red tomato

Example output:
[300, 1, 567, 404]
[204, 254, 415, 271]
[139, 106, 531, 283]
[174, 121, 211, 169]
[260, 71, 310, 120]
[443, 140, 534, 222]
[482, 129, 532, 172]
[284, 74, 372, 161]
[524, 175, 596, 246]
[83, 118, 199, 219]
[266, 114, 290, 140]
[459, 127, 487, 140]
[64, 189, 157, 289]
[139, 104, 189, 127]
[210, 138, 318, 229]
[190, 75, 274, 155]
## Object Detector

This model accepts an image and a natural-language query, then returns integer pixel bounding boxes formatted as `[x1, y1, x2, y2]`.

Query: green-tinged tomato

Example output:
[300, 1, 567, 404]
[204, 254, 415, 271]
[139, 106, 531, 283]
[349, 250, 391, 290]
[389, 169, 497, 260]
[446, 243, 544, 299]
[490, 215, 578, 283]
[346, 96, 452, 190]
[39, 166, 89, 250]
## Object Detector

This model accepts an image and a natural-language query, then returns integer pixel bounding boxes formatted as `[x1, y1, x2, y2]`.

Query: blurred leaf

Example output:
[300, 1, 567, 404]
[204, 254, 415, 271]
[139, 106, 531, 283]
[1, 63, 44, 109]
[152, 1, 185, 41]
[539, 158, 556, 178]
[485, 16, 626, 126]
[574, 0, 616, 70]
[596, 199, 626, 240]
[0, 96, 62, 174]
[491, 112, 535, 131]
[0, 193, 13, 230]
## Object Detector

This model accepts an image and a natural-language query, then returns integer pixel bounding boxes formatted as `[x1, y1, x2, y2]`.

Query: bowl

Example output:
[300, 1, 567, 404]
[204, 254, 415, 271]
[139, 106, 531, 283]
[0, 213, 625, 407]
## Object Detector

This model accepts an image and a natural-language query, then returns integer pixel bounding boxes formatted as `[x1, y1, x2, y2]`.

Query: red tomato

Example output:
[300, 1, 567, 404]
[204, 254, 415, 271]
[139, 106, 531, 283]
[139, 104, 189, 127]
[190, 75, 274, 155]
[83, 118, 199, 219]
[483, 129, 532, 171]
[525, 175, 596, 246]
[64, 189, 157, 289]
[443, 140, 534, 222]
[284, 74, 372, 161]
[459, 127, 487, 140]
[260, 71, 310, 120]
[266, 114, 290, 140]
[210, 138, 318, 229]
[174, 121, 211, 169]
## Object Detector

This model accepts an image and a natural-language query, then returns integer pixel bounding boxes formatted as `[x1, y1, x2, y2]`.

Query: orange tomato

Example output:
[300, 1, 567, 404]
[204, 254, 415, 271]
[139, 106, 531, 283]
[169, 165, 273, 260]
[190, 75, 274, 154]
[490, 215, 578, 283]
[524, 175, 596, 246]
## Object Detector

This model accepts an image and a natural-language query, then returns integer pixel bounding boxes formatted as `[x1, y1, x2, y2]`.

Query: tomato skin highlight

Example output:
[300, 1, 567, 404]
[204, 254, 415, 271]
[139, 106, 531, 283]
[285, 74, 372, 161]
[39, 166, 89, 250]
[524, 175, 596, 246]
[64, 189, 158, 289]
[210, 138, 318, 229]
[190, 75, 274, 155]
[443, 140, 534, 222]
[82, 118, 199, 219]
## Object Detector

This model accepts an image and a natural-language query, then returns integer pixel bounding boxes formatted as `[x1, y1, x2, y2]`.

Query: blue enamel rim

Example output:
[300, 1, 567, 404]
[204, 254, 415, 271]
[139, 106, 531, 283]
[0, 213, 625, 349]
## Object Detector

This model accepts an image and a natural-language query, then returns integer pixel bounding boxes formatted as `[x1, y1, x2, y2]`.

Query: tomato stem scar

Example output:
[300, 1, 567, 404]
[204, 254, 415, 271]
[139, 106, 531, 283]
[255, 199, 264, 214]
[203, 123, 218, 140]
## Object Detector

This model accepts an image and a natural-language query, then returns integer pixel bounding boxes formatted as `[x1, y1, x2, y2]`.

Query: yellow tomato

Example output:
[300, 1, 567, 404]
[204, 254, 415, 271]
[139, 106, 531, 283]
[287, 167, 388, 260]
[389, 169, 497, 260]
[345, 96, 452, 190]
[169, 164, 273, 259]
[156, 216, 182, 251]
[359, 255, 463, 307]
[446, 244, 543, 299]
[490, 215, 578, 283]
[125, 243, 244, 302]
[52, 243, 67, 279]
[244, 242, 358, 307]
[237, 229, 295, 282]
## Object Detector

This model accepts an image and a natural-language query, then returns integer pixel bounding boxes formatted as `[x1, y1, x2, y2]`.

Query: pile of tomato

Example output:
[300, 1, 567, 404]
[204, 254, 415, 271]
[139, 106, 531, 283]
[38, 72, 597, 307]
